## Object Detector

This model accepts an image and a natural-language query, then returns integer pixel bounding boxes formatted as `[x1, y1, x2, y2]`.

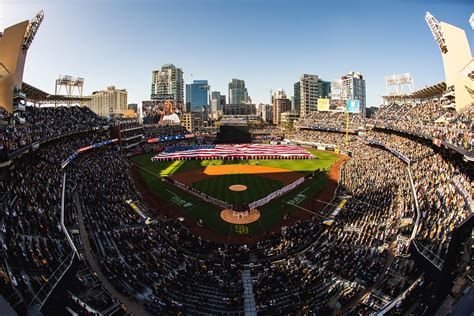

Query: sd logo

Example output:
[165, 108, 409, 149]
[235, 225, 249, 234]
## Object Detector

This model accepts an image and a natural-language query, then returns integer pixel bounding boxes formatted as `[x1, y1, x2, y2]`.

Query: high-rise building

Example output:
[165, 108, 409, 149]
[210, 91, 226, 119]
[293, 82, 301, 113]
[330, 79, 343, 99]
[210, 91, 225, 111]
[258, 103, 273, 123]
[88, 86, 127, 117]
[228, 78, 250, 104]
[319, 80, 331, 98]
[272, 89, 292, 125]
[220, 95, 226, 107]
[341, 71, 366, 116]
[151, 64, 184, 102]
[297, 74, 319, 118]
[186, 80, 209, 112]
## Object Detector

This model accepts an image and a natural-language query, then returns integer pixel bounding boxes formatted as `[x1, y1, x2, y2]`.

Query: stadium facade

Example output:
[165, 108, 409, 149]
[0, 11, 43, 113]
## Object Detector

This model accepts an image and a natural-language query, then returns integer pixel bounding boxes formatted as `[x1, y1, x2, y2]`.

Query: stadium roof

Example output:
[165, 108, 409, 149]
[410, 81, 447, 99]
[22, 82, 92, 104]
[382, 81, 447, 102]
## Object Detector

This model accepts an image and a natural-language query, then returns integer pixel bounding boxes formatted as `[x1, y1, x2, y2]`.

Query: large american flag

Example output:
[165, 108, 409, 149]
[151, 144, 315, 161]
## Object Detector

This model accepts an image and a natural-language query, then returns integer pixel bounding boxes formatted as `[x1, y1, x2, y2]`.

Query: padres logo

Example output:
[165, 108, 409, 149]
[235, 225, 249, 234]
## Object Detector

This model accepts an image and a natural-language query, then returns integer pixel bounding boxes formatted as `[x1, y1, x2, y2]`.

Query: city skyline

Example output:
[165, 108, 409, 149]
[2, 0, 473, 109]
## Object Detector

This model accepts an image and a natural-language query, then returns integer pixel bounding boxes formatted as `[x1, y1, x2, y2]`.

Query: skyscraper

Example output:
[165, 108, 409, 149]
[319, 80, 332, 99]
[186, 80, 209, 112]
[258, 103, 273, 123]
[151, 64, 184, 102]
[272, 89, 292, 125]
[210, 91, 226, 119]
[228, 78, 250, 104]
[297, 74, 319, 118]
[341, 71, 366, 116]
[293, 82, 301, 113]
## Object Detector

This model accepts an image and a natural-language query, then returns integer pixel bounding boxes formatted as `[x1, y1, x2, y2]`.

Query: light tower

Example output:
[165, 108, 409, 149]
[55, 75, 84, 96]
[0, 10, 44, 113]
[425, 11, 473, 110]
[425, 12, 448, 54]
[385, 73, 414, 96]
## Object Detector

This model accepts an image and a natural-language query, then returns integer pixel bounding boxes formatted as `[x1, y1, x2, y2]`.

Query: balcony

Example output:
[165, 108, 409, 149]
[13, 90, 27, 99]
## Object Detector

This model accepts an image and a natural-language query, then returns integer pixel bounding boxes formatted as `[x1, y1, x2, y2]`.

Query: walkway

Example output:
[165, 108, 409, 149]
[242, 268, 257, 316]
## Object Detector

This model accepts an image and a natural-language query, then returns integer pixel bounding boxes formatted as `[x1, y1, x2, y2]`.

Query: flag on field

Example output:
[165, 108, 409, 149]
[151, 144, 315, 161]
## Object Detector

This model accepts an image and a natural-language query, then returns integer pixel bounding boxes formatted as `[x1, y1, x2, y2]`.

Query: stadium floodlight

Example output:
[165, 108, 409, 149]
[55, 75, 84, 96]
[22, 10, 44, 50]
[425, 12, 448, 54]
[385, 73, 413, 96]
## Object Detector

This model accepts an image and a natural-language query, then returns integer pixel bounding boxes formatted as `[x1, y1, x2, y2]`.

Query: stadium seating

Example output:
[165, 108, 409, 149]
[372, 101, 473, 152]
[1, 105, 472, 315]
[0, 106, 107, 156]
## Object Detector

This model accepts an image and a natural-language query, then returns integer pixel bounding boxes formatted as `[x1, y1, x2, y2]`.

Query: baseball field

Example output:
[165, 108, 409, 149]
[130, 149, 344, 241]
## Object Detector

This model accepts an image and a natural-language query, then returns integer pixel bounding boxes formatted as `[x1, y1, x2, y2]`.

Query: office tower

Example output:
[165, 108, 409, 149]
[186, 80, 209, 112]
[341, 71, 366, 115]
[228, 78, 250, 104]
[272, 89, 291, 125]
[293, 82, 301, 113]
[151, 63, 184, 102]
[297, 74, 319, 118]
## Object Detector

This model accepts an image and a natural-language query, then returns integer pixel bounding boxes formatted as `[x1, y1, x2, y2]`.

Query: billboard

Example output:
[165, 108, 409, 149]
[329, 99, 346, 112]
[142, 100, 183, 124]
[346, 99, 360, 113]
[317, 98, 330, 111]
[316, 98, 360, 113]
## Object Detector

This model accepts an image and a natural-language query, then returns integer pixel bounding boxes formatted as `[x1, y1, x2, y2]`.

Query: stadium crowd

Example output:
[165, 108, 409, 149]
[296, 111, 364, 130]
[296, 100, 472, 152]
[373, 101, 473, 152]
[364, 130, 434, 161]
[0, 106, 107, 155]
[288, 129, 356, 148]
[1, 102, 472, 315]
[410, 153, 472, 261]
[0, 130, 111, 313]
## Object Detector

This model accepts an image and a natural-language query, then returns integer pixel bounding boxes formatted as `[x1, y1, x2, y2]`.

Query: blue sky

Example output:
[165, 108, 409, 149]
[2, 0, 473, 108]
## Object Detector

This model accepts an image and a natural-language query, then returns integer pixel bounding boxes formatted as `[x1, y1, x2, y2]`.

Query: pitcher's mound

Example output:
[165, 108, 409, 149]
[220, 209, 261, 224]
[229, 184, 247, 192]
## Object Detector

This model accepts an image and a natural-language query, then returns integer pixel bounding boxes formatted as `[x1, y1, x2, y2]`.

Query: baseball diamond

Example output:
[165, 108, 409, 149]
[130, 149, 342, 239]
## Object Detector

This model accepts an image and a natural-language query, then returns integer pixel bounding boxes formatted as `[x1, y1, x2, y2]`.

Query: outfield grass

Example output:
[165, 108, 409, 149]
[130, 149, 341, 237]
[193, 174, 284, 205]
[131, 149, 339, 176]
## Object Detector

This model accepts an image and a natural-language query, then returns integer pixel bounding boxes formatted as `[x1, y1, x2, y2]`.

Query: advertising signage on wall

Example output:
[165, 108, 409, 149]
[330, 99, 346, 111]
[317, 98, 330, 111]
[317, 99, 360, 113]
[151, 94, 175, 100]
[346, 99, 360, 113]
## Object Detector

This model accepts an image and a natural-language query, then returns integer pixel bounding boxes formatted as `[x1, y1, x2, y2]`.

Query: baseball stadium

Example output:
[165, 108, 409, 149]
[0, 3, 473, 316]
